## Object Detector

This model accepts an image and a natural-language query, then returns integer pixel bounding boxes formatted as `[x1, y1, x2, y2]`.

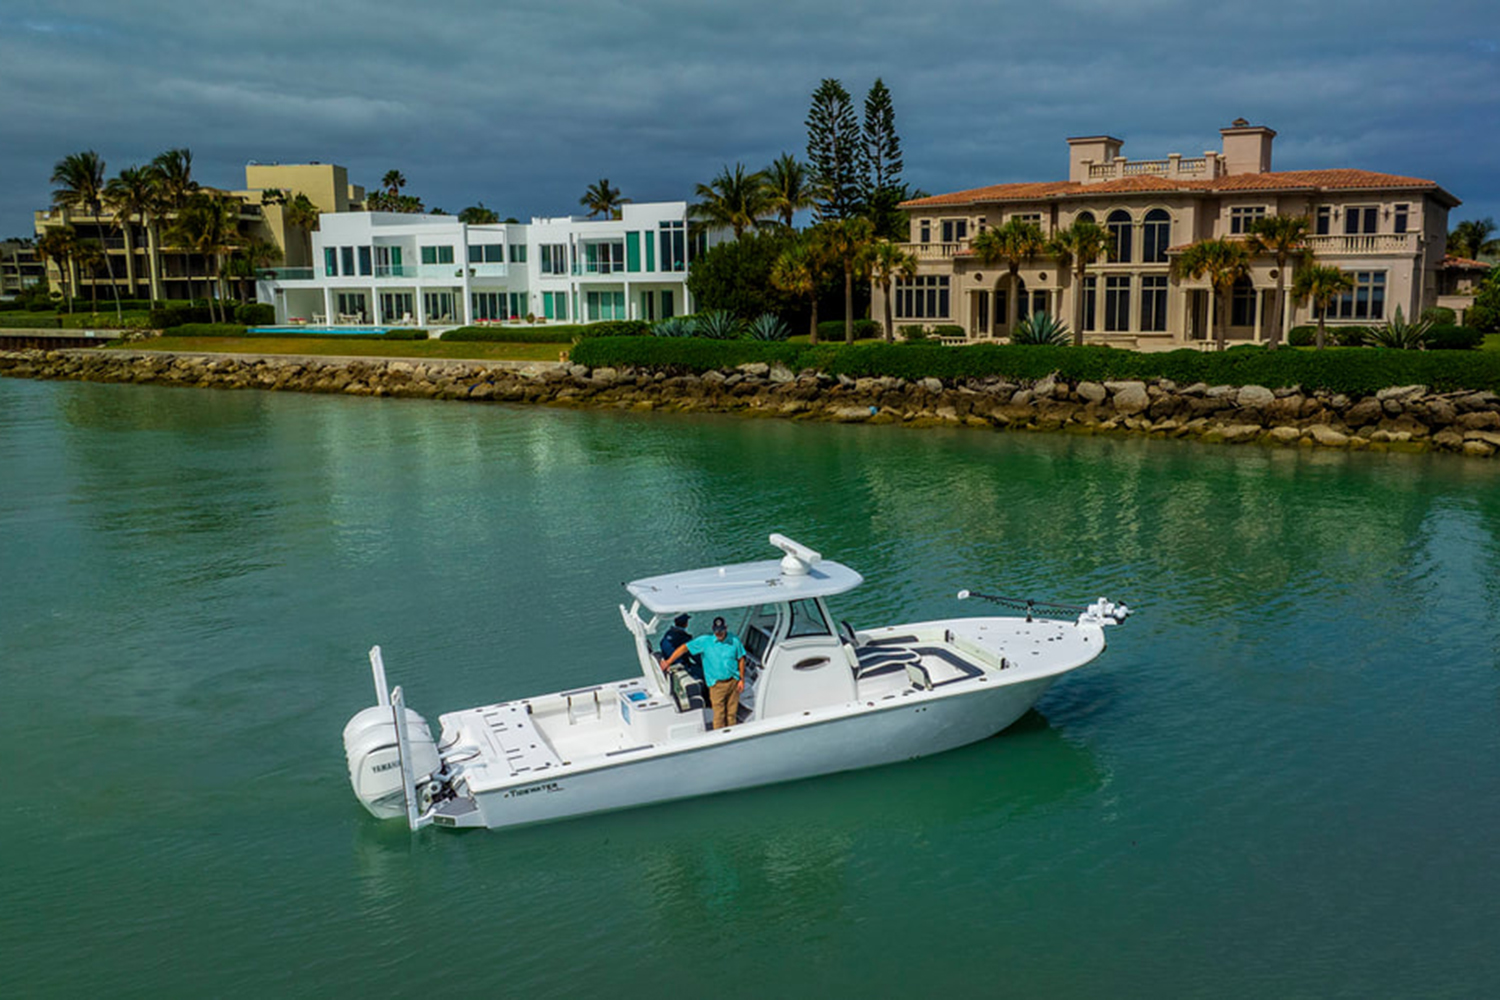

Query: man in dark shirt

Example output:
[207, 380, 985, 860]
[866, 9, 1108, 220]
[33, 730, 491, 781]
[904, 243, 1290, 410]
[659, 614, 702, 681]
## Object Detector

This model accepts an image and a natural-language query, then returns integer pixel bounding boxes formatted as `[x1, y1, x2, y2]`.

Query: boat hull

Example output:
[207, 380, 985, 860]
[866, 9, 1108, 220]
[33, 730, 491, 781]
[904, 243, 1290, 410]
[457, 674, 1055, 829]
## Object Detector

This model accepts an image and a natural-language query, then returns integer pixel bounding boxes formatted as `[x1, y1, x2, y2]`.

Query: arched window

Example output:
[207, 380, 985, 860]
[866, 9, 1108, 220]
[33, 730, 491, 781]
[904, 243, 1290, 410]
[1108, 210, 1133, 263]
[1142, 209, 1170, 263]
[1075, 211, 1095, 225]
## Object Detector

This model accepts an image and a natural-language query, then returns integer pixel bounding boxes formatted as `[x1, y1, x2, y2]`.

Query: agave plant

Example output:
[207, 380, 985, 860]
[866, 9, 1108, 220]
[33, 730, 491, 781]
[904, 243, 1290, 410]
[1365, 306, 1431, 350]
[652, 316, 697, 338]
[696, 309, 744, 340]
[746, 313, 791, 341]
[1010, 312, 1071, 346]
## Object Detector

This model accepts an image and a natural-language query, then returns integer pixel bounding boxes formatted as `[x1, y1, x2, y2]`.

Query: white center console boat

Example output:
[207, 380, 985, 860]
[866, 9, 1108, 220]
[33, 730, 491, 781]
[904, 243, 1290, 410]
[342, 534, 1129, 831]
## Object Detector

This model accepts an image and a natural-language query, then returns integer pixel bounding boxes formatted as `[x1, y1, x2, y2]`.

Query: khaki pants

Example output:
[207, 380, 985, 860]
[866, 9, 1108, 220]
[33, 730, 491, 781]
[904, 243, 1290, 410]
[709, 679, 740, 729]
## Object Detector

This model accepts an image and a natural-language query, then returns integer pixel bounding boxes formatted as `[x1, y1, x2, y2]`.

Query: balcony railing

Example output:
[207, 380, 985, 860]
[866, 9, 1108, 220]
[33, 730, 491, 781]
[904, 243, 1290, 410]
[258, 267, 315, 280]
[901, 241, 970, 260]
[1303, 233, 1418, 256]
[375, 264, 420, 278]
[572, 261, 627, 275]
[1086, 155, 1220, 182]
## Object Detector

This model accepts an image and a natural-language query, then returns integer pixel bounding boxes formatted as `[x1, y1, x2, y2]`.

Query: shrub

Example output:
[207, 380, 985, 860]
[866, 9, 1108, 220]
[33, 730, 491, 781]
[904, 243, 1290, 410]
[1288, 326, 1315, 347]
[1010, 313, 1072, 346]
[898, 324, 929, 343]
[816, 318, 881, 341]
[1331, 325, 1369, 347]
[653, 316, 697, 338]
[234, 303, 276, 325]
[1425, 324, 1483, 350]
[1466, 302, 1499, 334]
[697, 309, 745, 340]
[443, 325, 576, 343]
[1365, 308, 1431, 350]
[746, 314, 791, 342]
[381, 328, 429, 340]
[59, 311, 155, 330]
[150, 303, 214, 328]
[929, 324, 965, 339]
[0, 313, 62, 329]
[570, 337, 1500, 395]
[1422, 306, 1458, 326]
[684, 229, 801, 319]
[575, 319, 651, 339]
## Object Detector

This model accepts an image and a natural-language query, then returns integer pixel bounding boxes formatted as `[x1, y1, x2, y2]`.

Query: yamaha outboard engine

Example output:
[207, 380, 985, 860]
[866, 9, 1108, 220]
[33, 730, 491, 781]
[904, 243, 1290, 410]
[343, 704, 440, 819]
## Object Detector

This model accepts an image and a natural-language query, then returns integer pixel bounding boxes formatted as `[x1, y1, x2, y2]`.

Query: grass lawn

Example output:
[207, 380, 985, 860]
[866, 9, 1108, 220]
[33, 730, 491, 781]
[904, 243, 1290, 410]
[1482, 333, 1500, 352]
[103, 337, 569, 362]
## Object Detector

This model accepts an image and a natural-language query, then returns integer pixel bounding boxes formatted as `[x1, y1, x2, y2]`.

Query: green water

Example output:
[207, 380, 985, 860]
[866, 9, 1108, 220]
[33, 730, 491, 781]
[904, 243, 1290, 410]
[2, 377, 1498, 998]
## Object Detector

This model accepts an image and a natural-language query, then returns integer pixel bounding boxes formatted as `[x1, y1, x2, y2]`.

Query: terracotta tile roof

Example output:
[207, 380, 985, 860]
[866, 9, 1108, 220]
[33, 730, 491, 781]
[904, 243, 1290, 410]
[903, 168, 1456, 208]
[1441, 254, 1494, 270]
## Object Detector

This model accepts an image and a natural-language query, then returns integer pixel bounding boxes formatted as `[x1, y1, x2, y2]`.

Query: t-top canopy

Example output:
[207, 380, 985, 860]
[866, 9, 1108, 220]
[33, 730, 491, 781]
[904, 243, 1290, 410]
[625, 535, 864, 614]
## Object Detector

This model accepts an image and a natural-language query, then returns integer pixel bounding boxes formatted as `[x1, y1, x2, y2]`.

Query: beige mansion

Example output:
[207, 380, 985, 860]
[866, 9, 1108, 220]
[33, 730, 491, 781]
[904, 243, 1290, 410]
[887, 122, 1467, 346]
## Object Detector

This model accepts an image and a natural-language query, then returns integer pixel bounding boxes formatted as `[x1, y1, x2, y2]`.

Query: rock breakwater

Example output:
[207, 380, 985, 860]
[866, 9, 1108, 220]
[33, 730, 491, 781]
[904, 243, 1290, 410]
[5, 348, 1500, 457]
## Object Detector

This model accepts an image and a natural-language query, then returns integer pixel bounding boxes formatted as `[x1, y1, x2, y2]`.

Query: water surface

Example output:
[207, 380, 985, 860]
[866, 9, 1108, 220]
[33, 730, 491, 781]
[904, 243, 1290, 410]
[2, 378, 1497, 997]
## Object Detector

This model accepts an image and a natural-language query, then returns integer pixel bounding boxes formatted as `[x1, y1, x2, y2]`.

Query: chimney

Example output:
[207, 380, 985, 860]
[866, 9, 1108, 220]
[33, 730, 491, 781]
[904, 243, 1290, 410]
[1067, 135, 1124, 183]
[1219, 120, 1276, 175]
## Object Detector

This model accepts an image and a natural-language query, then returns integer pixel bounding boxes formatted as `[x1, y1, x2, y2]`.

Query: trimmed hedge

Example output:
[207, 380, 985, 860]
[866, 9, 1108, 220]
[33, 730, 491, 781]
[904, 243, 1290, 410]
[817, 318, 881, 341]
[166, 323, 251, 337]
[443, 326, 576, 343]
[0, 314, 62, 329]
[1425, 325, 1482, 350]
[234, 303, 276, 325]
[570, 337, 1500, 395]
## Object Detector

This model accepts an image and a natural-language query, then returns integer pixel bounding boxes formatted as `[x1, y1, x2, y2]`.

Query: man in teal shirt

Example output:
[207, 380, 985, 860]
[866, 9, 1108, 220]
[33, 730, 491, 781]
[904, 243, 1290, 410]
[662, 615, 746, 729]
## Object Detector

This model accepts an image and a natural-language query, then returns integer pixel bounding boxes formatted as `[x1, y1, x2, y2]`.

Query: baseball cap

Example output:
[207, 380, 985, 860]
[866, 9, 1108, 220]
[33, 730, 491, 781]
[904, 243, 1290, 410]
[712, 616, 727, 631]
[674, 613, 691, 627]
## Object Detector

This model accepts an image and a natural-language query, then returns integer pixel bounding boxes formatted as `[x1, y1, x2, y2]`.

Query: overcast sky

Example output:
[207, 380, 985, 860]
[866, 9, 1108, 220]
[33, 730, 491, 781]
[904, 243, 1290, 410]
[2, 0, 1497, 239]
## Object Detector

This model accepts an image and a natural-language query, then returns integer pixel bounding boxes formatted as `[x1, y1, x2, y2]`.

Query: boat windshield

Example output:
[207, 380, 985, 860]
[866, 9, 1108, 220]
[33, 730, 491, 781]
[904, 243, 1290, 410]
[786, 598, 833, 638]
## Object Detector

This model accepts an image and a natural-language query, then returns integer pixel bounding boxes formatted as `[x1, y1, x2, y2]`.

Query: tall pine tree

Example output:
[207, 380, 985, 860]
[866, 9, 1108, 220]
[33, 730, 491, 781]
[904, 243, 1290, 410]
[805, 79, 863, 222]
[861, 78, 906, 239]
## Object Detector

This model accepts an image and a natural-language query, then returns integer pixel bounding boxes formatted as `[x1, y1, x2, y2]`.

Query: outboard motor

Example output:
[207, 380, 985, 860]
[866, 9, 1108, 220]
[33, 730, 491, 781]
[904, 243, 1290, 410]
[343, 704, 440, 820]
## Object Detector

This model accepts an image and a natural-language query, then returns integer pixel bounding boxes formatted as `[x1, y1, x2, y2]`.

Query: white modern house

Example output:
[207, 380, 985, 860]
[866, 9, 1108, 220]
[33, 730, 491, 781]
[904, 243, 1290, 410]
[256, 202, 712, 327]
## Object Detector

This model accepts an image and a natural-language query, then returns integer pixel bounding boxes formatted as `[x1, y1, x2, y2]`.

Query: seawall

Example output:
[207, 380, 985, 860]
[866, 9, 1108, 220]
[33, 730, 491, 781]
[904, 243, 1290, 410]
[4, 348, 1500, 457]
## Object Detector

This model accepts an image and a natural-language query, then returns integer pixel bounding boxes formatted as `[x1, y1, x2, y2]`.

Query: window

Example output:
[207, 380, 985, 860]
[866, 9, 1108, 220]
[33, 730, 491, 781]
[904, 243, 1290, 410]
[509, 292, 525, 319]
[340, 246, 355, 275]
[542, 290, 568, 320]
[586, 290, 626, 320]
[1230, 277, 1256, 327]
[379, 291, 412, 320]
[893, 275, 950, 319]
[659, 221, 686, 272]
[1104, 276, 1130, 332]
[336, 292, 366, 318]
[508, 244, 527, 263]
[1075, 211, 1095, 224]
[786, 599, 832, 638]
[358, 246, 372, 276]
[1330, 271, 1386, 320]
[626, 231, 641, 272]
[976, 290, 989, 333]
[1344, 206, 1378, 235]
[584, 242, 625, 274]
[1229, 206, 1267, 234]
[420, 245, 454, 265]
[324, 247, 337, 277]
[1142, 209, 1170, 263]
[422, 291, 456, 322]
[661, 289, 673, 319]
[940, 219, 968, 243]
[919, 220, 931, 243]
[485, 244, 503, 263]
[472, 292, 513, 321]
[994, 288, 1007, 327]
[1316, 206, 1332, 235]
[540, 244, 567, 275]
[468, 245, 482, 263]
[1011, 213, 1042, 227]
[1080, 277, 1096, 332]
[1393, 203, 1409, 234]
[1107, 210, 1132, 263]
[1140, 275, 1167, 331]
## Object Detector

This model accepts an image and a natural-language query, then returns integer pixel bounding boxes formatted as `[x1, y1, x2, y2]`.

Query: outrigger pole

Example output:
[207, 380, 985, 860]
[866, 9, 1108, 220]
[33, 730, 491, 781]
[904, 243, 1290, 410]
[957, 590, 1131, 625]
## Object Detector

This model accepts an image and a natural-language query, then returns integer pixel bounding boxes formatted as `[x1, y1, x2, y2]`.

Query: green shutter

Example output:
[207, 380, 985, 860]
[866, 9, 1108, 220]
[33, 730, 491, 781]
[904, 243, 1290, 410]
[645, 233, 655, 272]
[391, 246, 402, 267]
[626, 232, 641, 272]
[543, 292, 554, 320]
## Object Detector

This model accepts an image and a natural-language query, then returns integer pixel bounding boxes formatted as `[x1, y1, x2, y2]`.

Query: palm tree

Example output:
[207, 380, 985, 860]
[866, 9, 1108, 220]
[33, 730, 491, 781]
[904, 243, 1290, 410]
[283, 193, 320, 268]
[150, 149, 198, 209]
[166, 193, 240, 322]
[52, 150, 122, 319]
[1048, 220, 1112, 346]
[1246, 214, 1310, 349]
[689, 164, 772, 239]
[1172, 238, 1252, 351]
[867, 240, 917, 342]
[225, 237, 282, 303]
[72, 238, 105, 314]
[1449, 218, 1498, 260]
[811, 217, 876, 343]
[381, 170, 407, 197]
[580, 178, 627, 219]
[972, 218, 1047, 337]
[1292, 264, 1354, 350]
[105, 166, 158, 301]
[771, 240, 826, 343]
[458, 203, 500, 224]
[763, 154, 816, 229]
[35, 227, 79, 312]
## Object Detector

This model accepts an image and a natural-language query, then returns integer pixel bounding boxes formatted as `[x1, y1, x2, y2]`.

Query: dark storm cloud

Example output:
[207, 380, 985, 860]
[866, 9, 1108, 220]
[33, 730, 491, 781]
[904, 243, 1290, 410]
[2, 0, 1497, 237]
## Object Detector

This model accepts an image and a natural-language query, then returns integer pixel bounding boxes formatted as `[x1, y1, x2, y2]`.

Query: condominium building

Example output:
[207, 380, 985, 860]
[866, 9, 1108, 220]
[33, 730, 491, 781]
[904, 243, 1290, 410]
[32, 163, 363, 302]
[1, 239, 44, 298]
[255, 203, 712, 327]
[888, 121, 1464, 346]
